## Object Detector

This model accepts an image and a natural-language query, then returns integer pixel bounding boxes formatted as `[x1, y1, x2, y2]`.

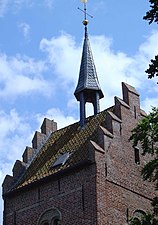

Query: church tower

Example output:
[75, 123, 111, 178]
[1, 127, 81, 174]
[74, 0, 104, 127]
[2, 1, 155, 224]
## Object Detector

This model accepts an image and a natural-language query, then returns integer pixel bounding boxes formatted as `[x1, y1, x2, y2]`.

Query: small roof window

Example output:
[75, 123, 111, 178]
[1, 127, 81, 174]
[52, 152, 70, 168]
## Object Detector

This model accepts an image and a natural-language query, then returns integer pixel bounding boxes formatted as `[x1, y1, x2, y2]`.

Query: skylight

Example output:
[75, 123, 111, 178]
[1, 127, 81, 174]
[52, 152, 70, 168]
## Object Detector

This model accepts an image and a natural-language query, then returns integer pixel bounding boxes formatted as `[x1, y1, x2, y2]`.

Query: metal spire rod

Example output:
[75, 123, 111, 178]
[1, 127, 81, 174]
[77, 7, 93, 19]
[83, 1, 87, 20]
[78, 0, 93, 26]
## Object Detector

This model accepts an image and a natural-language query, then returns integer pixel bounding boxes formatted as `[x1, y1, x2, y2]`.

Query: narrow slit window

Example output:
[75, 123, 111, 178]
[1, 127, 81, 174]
[120, 124, 122, 136]
[126, 208, 129, 223]
[105, 163, 107, 177]
[134, 146, 140, 165]
[134, 106, 137, 119]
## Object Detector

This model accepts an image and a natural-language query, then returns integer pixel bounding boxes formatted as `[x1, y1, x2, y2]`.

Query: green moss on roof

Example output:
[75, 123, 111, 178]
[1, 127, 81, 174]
[11, 109, 108, 192]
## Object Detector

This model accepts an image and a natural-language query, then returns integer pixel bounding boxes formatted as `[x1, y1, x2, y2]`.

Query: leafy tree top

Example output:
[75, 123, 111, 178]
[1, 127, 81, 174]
[143, 0, 158, 80]
[129, 107, 158, 187]
[143, 0, 158, 24]
[130, 107, 158, 156]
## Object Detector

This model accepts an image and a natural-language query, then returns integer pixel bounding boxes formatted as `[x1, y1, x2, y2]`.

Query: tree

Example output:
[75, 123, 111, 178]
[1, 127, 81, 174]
[129, 107, 158, 224]
[143, 0, 158, 24]
[143, 0, 158, 80]
[130, 107, 158, 187]
[145, 56, 158, 80]
[130, 212, 158, 225]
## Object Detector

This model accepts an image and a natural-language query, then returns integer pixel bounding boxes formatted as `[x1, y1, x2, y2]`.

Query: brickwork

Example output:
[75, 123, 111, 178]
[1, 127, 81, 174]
[4, 164, 97, 225]
[2, 82, 155, 225]
[94, 82, 155, 225]
[23, 147, 35, 164]
[41, 118, 57, 135]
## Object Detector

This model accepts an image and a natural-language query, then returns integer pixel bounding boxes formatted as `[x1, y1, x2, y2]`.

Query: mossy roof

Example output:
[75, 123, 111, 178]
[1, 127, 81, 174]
[10, 109, 109, 193]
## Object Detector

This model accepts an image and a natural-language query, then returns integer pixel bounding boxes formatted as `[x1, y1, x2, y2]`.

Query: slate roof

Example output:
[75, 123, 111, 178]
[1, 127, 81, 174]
[74, 28, 104, 101]
[9, 109, 109, 193]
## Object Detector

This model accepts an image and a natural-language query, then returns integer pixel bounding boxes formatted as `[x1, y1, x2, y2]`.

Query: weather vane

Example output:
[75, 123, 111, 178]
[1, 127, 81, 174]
[78, 0, 93, 26]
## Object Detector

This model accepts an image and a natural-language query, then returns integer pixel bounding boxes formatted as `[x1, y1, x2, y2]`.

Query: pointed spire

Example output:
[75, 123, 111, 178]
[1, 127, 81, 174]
[74, 26, 104, 101]
[74, 0, 104, 127]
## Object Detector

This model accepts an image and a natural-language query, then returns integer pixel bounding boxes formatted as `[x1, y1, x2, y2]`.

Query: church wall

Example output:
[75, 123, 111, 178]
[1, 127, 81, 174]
[94, 83, 155, 225]
[4, 163, 98, 225]
[102, 83, 154, 198]
[102, 181, 152, 225]
[3, 83, 156, 225]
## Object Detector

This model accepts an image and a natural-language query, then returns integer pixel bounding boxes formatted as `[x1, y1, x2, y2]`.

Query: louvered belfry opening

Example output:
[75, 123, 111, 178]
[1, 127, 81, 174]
[74, 25, 104, 127]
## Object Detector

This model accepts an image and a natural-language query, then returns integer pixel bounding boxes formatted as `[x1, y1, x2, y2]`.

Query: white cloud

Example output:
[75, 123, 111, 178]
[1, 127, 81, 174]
[91, 0, 107, 14]
[0, 0, 33, 17]
[1, 29, 158, 223]
[141, 97, 158, 113]
[90, 32, 158, 95]
[0, 0, 53, 17]
[40, 30, 158, 112]
[0, 108, 34, 222]
[0, 0, 10, 17]
[0, 53, 53, 98]
[40, 33, 81, 84]
[44, 0, 53, 9]
[36, 107, 77, 130]
[0, 106, 76, 222]
[18, 22, 31, 41]
[139, 30, 158, 58]
[0, 109, 33, 163]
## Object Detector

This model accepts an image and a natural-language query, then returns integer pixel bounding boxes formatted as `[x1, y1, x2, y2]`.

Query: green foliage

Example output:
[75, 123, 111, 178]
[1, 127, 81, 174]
[130, 213, 158, 225]
[130, 107, 158, 187]
[143, 0, 158, 24]
[152, 197, 158, 215]
[146, 55, 158, 80]
[142, 159, 158, 186]
[130, 107, 158, 219]
[129, 2, 158, 223]
[143, 0, 158, 80]
[130, 107, 158, 156]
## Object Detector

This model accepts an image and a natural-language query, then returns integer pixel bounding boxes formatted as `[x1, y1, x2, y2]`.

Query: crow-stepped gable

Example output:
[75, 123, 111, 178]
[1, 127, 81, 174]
[2, 0, 155, 224]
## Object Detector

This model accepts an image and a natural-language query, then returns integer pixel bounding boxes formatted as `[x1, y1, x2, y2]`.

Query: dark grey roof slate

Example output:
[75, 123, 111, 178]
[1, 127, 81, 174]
[74, 28, 103, 100]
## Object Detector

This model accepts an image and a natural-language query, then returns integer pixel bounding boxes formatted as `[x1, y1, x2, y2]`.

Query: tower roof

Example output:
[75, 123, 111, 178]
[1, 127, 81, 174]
[74, 27, 104, 101]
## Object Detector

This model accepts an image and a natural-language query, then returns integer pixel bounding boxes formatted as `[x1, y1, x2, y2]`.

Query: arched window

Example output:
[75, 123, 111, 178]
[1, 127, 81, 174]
[130, 210, 146, 224]
[133, 209, 146, 219]
[38, 208, 62, 225]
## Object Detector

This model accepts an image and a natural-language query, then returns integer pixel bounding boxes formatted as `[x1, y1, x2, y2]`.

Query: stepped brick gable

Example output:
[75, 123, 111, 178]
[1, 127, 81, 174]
[2, 82, 155, 225]
[2, 3, 154, 224]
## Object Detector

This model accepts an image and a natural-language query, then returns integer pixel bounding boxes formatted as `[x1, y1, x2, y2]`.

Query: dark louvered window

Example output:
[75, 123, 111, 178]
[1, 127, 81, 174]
[134, 146, 140, 165]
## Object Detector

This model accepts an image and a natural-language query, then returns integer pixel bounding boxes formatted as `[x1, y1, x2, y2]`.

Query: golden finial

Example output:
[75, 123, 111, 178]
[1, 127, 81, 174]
[78, 0, 93, 26]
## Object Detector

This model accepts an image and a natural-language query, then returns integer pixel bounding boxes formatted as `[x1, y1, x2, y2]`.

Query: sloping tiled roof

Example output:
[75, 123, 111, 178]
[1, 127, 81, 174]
[10, 109, 109, 193]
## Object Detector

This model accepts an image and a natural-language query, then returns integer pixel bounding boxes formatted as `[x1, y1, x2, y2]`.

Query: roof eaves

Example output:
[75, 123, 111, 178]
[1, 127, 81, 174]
[3, 159, 94, 198]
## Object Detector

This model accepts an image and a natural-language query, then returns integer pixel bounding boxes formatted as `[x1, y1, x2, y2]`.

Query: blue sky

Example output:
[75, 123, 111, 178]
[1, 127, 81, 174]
[0, 0, 158, 222]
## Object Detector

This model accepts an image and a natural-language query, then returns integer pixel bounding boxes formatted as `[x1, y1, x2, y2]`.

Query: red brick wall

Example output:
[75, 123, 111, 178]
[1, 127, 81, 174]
[94, 83, 155, 225]
[3, 83, 156, 225]
[4, 164, 98, 225]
